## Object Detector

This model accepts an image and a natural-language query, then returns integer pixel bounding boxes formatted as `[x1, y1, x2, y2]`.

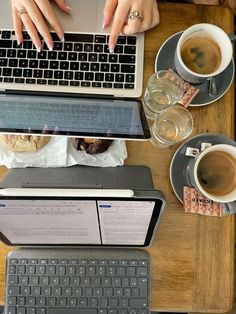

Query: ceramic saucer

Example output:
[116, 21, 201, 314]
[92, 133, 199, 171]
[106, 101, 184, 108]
[155, 32, 235, 106]
[170, 133, 236, 203]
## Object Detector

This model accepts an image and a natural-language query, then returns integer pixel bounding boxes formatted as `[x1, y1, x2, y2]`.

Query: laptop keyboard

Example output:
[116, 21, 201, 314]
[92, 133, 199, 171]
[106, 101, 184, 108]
[0, 30, 137, 90]
[6, 250, 150, 314]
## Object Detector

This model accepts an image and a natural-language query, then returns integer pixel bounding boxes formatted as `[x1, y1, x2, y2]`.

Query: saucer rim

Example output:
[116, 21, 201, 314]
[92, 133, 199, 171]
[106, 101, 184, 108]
[155, 31, 235, 107]
[169, 133, 236, 203]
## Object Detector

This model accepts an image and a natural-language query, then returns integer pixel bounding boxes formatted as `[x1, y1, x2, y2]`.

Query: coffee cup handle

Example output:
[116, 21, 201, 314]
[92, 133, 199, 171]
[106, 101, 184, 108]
[228, 33, 236, 42]
[223, 201, 236, 215]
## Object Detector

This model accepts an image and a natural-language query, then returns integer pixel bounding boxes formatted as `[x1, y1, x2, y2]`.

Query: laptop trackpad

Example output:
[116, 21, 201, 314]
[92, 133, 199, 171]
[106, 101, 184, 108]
[54, 0, 102, 32]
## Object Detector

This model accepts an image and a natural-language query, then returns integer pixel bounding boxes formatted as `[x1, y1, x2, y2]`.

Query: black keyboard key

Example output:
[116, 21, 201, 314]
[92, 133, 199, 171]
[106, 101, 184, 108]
[119, 55, 135, 63]
[23, 69, 33, 77]
[101, 63, 109, 72]
[0, 39, 12, 48]
[94, 44, 103, 53]
[37, 51, 47, 59]
[39, 60, 49, 69]
[23, 41, 33, 49]
[60, 61, 69, 70]
[92, 82, 102, 87]
[90, 63, 99, 71]
[3, 68, 12, 76]
[2, 31, 11, 39]
[84, 44, 93, 52]
[99, 54, 107, 62]
[74, 43, 83, 51]
[0, 58, 7, 66]
[34, 69, 43, 78]
[44, 70, 53, 79]
[15, 78, 25, 84]
[58, 51, 67, 60]
[89, 53, 97, 62]
[17, 50, 26, 58]
[51, 33, 61, 41]
[78, 53, 87, 61]
[28, 50, 37, 58]
[70, 81, 80, 86]
[22, 32, 31, 40]
[0, 49, 6, 57]
[19, 59, 28, 67]
[114, 45, 123, 54]
[124, 46, 136, 54]
[64, 71, 73, 80]
[126, 74, 135, 83]
[115, 74, 124, 82]
[80, 62, 89, 71]
[104, 45, 109, 53]
[50, 60, 59, 69]
[121, 64, 135, 73]
[117, 36, 126, 44]
[29, 60, 38, 68]
[95, 73, 104, 81]
[127, 36, 137, 45]
[114, 83, 123, 88]
[75, 72, 84, 80]
[48, 51, 57, 59]
[125, 83, 135, 89]
[59, 80, 69, 86]
[54, 42, 63, 50]
[13, 41, 22, 49]
[109, 54, 117, 63]
[64, 42, 73, 51]
[68, 52, 77, 60]
[81, 81, 91, 87]
[70, 62, 79, 71]
[48, 80, 58, 85]
[26, 78, 36, 84]
[105, 73, 114, 82]
[4, 77, 14, 83]
[54, 70, 63, 79]
[37, 79, 47, 85]
[7, 49, 16, 58]
[65, 33, 93, 42]
[85, 72, 94, 81]
[9, 59, 18, 67]
[95, 35, 106, 43]
[111, 64, 120, 72]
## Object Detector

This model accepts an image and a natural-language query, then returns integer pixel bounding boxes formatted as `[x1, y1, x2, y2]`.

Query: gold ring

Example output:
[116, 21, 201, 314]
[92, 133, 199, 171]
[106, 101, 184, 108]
[18, 8, 28, 17]
[128, 10, 143, 21]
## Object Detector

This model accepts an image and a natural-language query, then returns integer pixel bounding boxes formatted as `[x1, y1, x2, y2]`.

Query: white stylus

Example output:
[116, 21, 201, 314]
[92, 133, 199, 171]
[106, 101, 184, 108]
[0, 188, 134, 198]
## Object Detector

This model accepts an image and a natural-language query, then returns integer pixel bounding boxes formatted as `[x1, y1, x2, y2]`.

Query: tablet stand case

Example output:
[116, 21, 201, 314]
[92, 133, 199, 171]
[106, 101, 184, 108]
[0, 165, 154, 190]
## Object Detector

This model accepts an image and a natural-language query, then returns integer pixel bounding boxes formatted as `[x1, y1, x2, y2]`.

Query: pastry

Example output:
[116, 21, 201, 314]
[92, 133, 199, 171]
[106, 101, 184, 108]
[71, 138, 113, 154]
[0, 134, 51, 152]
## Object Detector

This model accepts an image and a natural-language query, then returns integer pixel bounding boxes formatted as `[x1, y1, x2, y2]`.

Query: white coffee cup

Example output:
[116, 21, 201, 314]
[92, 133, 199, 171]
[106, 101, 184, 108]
[187, 144, 236, 203]
[174, 23, 233, 83]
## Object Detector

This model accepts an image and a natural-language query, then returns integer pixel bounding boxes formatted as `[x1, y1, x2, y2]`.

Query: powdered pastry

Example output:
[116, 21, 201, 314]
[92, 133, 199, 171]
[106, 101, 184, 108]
[71, 138, 113, 154]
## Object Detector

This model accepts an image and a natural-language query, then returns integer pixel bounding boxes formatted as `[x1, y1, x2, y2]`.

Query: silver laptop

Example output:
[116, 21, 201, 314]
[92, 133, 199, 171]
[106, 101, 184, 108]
[0, 0, 149, 140]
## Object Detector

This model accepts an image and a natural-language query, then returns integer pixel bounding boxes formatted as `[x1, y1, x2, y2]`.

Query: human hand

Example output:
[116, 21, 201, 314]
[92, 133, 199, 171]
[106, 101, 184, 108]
[103, 0, 160, 52]
[11, 0, 71, 52]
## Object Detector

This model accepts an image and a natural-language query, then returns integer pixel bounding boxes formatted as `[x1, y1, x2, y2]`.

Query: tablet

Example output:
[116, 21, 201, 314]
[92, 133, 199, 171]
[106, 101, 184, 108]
[0, 190, 165, 247]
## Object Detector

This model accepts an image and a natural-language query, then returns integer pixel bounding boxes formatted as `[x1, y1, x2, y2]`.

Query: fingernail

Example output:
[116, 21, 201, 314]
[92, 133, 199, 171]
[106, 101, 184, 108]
[60, 36, 65, 42]
[109, 44, 115, 53]
[47, 43, 54, 51]
[36, 45, 41, 52]
[102, 22, 106, 30]
[66, 5, 72, 11]
[17, 40, 21, 45]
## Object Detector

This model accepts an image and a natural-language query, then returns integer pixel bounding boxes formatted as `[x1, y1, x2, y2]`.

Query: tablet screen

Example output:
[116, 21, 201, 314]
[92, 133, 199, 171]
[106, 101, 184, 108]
[0, 196, 163, 247]
[0, 95, 150, 140]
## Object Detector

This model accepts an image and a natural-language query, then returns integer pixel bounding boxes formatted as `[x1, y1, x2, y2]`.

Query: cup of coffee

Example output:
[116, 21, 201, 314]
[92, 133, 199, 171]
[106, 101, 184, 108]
[175, 23, 233, 83]
[187, 144, 236, 203]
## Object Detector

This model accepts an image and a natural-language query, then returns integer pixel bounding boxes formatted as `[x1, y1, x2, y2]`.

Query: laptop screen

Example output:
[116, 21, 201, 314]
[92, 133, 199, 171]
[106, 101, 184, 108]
[0, 95, 150, 140]
[0, 196, 163, 247]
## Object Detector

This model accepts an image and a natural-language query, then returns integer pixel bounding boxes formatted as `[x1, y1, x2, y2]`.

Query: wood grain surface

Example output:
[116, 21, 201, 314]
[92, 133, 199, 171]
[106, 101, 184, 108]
[0, 2, 235, 313]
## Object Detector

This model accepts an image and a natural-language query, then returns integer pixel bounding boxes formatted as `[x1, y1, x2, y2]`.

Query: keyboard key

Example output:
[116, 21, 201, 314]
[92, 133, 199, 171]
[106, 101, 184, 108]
[119, 55, 135, 63]
[81, 81, 91, 87]
[34, 69, 43, 78]
[121, 64, 135, 73]
[7, 49, 16, 58]
[48, 309, 97, 314]
[124, 46, 136, 54]
[127, 36, 137, 45]
[64, 42, 73, 51]
[4, 77, 14, 83]
[3, 68, 12, 76]
[9, 59, 18, 67]
[0, 39, 12, 48]
[2, 31, 11, 39]
[0, 49, 6, 57]
[50, 60, 58, 69]
[29, 60, 39, 68]
[95, 35, 106, 43]
[48, 51, 57, 59]
[65, 33, 93, 42]
[74, 43, 83, 51]
[54, 42, 63, 50]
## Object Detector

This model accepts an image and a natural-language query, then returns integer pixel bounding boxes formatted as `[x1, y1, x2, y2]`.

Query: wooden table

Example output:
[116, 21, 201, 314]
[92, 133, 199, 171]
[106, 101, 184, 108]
[0, 2, 235, 313]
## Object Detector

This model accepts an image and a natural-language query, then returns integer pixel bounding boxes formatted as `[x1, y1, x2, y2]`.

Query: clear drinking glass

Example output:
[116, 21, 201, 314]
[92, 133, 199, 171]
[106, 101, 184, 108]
[150, 105, 193, 148]
[143, 70, 184, 120]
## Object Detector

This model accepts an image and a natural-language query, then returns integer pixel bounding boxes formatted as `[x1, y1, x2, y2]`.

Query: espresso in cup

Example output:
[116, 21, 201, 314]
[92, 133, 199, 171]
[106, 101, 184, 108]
[181, 36, 222, 75]
[197, 150, 236, 196]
